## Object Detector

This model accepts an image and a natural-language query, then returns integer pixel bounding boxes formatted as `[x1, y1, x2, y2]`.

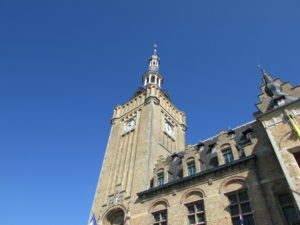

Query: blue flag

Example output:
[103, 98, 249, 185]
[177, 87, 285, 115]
[89, 214, 98, 225]
[239, 212, 245, 225]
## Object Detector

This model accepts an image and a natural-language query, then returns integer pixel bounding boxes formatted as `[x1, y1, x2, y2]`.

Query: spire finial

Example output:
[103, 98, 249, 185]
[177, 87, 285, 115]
[258, 64, 268, 77]
[153, 44, 158, 55]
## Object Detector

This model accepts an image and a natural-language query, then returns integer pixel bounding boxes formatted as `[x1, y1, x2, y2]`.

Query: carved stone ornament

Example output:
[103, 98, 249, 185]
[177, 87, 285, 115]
[108, 192, 124, 206]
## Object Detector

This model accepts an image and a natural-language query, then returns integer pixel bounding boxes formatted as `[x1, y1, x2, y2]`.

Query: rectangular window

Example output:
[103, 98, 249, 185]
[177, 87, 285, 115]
[186, 200, 206, 225]
[223, 148, 234, 163]
[278, 193, 300, 225]
[153, 210, 167, 225]
[187, 161, 196, 175]
[157, 173, 164, 186]
[227, 190, 255, 225]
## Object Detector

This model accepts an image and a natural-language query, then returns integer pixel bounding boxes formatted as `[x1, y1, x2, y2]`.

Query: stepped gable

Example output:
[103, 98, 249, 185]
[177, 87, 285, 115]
[255, 68, 300, 116]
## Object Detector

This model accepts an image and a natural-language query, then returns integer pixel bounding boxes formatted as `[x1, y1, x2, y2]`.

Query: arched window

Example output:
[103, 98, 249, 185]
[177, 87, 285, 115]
[157, 172, 164, 186]
[153, 210, 167, 225]
[186, 200, 205, 224]
[222, 148, 234, 163]
[151, 76, 156, 83]
[151, 200, 168, 225]
[221, 178, 255, 225]
[104, 208, 125, 225]
[226, 190, 255, 225]
[182, 190, 206, 225]
[187, 161, 196, 176]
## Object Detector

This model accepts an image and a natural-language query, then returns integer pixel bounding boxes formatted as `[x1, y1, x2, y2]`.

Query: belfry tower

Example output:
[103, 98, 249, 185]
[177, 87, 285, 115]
[90, 46, 186, 225]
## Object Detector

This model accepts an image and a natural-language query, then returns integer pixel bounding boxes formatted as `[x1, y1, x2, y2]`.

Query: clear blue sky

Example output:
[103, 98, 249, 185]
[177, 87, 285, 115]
[0, 0, 300, 224]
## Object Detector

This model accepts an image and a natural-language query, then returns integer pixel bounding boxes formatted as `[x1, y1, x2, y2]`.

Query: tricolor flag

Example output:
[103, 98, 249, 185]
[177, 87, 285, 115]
[288, 115, 300, 138]
[239, 212, 245, 225]
[89, 214, 98, 225]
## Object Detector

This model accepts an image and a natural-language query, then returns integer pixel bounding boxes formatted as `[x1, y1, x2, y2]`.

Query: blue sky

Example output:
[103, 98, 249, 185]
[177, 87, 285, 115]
[0, 0, 300, 225]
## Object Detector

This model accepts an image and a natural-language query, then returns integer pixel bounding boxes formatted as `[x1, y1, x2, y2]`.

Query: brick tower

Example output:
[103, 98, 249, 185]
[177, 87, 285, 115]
[89, 46, 186, 225]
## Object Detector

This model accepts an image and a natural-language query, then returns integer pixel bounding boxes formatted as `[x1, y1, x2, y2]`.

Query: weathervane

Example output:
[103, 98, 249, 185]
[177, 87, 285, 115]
[258, 64, 268, 77]
[153, 44, 158, 54]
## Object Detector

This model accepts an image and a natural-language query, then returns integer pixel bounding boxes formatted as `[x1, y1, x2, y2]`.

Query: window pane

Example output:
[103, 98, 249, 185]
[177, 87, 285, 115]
[157, 173, 164, 186]
[230, 205, 239, 216]
[241, 202, 251, 213]
[232, 217, 240, 225]
[197, 213, 205, 222]
[228, 194, 237, 204]
[188, 162, 196, 175]
[279, 194, 292, 205]
[188, 215, 196, 224]
[223, 148, 234, 163]
[239, 191, 249, 202]
[244, 215, 255, 225]
[154, 214, 160, 222]
[188, 205, 195, 214]
[161, 212, 167, 221]
[283, 206, 300, 224]
[196, 201, 204, 212]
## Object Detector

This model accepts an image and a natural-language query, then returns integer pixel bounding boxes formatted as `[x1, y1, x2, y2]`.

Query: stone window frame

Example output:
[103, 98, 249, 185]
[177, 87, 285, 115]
[157, 172, 164, 186]
[154, 168, 165, 187]
[149, 199, 169, 225]
[101, 205, 127, 225]
[220, 177, 256, 225]
[180, 189, 206, 225]
[222, 148, 234, 164]
[185, 199, 206, 225]
[225, 189, 256, 225]
[217, 143, 239, 165]
[271, 182, 300, 225]
[187, 160, 196, 176]
[277, 192, 300, 225]
[182, 154, 201, 178]
[152, 209, 167, 225]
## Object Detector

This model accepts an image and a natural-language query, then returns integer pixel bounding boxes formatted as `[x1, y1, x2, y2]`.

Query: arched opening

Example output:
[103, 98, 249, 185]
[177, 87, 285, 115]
[150, 199, 169, 225]
[181, 190, 206, 225]
[151, 75, 156, 83]
[104, 208, 125, 225]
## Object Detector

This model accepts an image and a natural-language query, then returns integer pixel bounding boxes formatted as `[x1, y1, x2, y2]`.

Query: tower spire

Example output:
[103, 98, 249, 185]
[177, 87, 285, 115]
[148, 44, 160, 72]
[142, 45, 163, 88]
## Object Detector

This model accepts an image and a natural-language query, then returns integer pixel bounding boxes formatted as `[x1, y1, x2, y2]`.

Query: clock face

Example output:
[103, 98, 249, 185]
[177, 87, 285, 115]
[164, 122, 174, 136]
[124, 119, 136, 133]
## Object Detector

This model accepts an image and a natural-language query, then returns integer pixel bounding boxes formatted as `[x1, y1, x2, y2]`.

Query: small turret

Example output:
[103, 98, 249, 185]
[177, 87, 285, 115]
[142, 45, 163, 88]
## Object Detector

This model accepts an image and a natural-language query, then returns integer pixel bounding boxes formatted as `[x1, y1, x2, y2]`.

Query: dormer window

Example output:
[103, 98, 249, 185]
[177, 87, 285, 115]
[187, 161, 196, 175]
[207, 144, 216, 154]
[227, 130, 235, 138]
[198, 143, 205, 151]
[222, 148, 234, 164]
[157, 172, 164, 186]
[239, 128, 253, 146]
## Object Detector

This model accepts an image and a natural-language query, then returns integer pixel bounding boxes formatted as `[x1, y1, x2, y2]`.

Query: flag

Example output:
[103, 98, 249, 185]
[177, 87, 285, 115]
[89, 214, 98, 225]
[239, 212, 245, 225]
[288, 115, 300, 138]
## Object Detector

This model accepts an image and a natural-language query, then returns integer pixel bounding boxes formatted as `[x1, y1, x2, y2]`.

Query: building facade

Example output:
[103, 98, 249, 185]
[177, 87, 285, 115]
[89, 48, 300, 225]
